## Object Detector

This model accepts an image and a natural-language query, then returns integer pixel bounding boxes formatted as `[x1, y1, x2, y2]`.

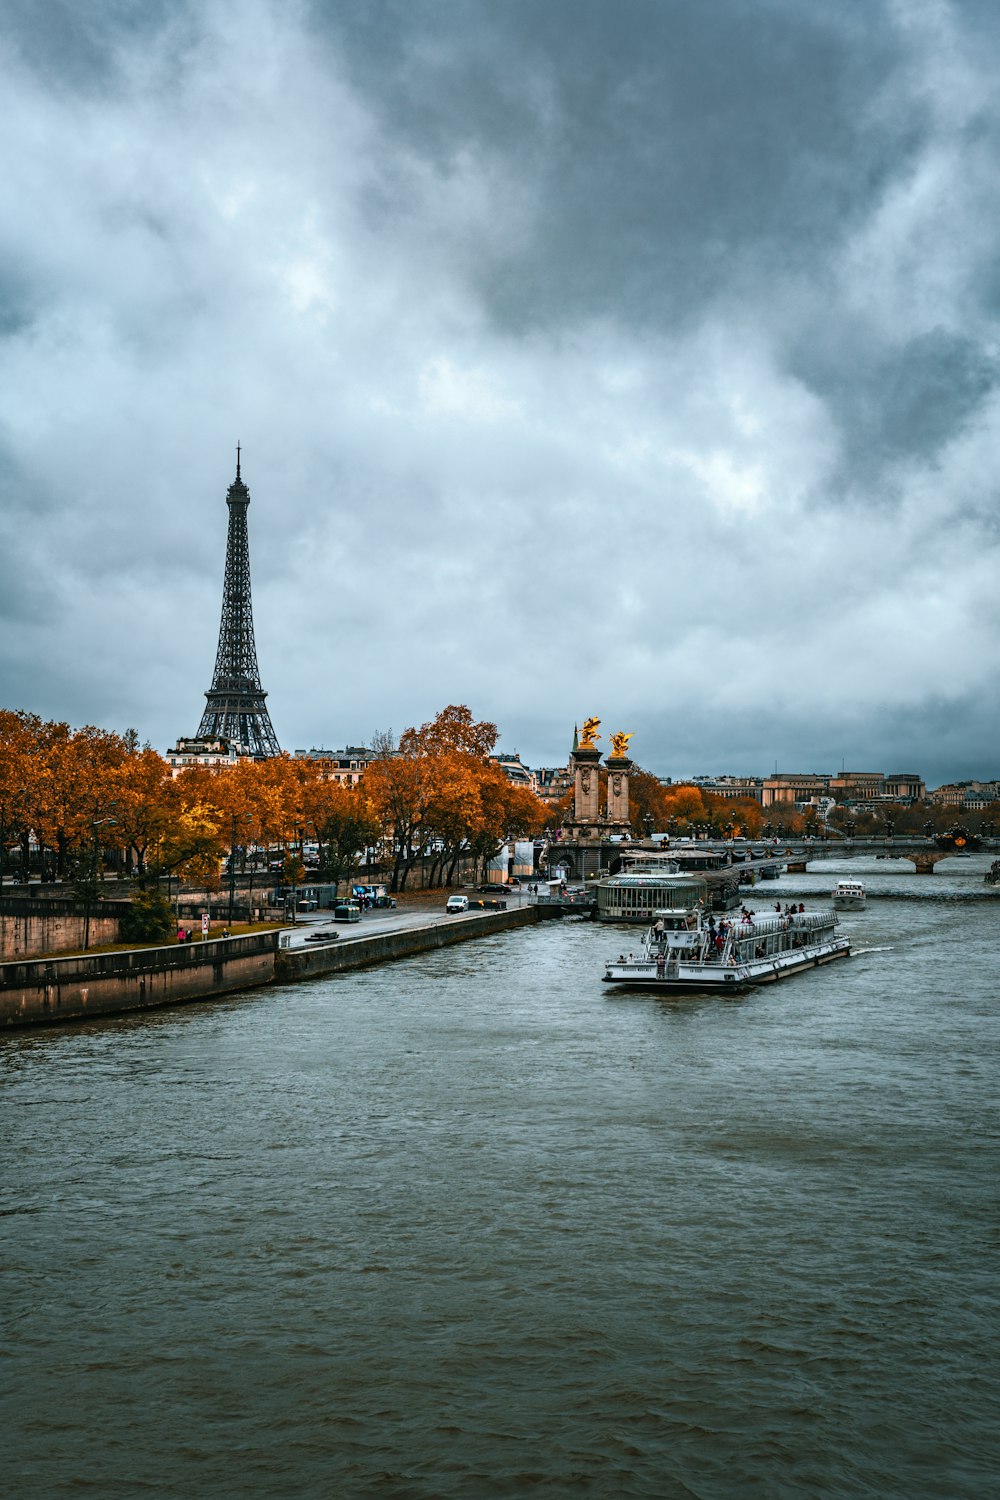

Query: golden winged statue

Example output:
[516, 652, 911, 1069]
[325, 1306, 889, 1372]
[579, 716, 601, 748]
[610, 731, 633, 758]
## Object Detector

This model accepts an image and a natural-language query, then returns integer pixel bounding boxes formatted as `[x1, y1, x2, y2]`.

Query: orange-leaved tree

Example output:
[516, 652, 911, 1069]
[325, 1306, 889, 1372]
[108, 746, 176, 879]
[298, 771, 381, 892]
[363, 753, 434, 891]
[30, 723, 131, 877]
[0, 709, 44, 878]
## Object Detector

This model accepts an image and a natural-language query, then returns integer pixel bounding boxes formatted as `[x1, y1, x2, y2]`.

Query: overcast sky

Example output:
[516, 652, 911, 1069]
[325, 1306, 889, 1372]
[2, 0, 999, 785]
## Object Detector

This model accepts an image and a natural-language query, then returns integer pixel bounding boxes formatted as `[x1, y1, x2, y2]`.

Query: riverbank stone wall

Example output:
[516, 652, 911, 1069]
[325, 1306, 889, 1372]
[0, 897, 131, 961]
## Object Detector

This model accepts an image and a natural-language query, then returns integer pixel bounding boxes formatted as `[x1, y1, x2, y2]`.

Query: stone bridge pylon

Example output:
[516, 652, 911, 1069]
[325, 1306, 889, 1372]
[560, 718, 634, 845]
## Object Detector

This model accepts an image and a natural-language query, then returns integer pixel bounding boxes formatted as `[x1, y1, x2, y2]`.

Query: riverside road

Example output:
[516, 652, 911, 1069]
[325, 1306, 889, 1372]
[280, 889, 530, 948]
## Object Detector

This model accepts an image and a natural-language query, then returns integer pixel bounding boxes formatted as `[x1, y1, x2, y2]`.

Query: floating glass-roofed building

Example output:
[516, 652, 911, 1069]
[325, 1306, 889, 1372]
[597, 856, 708, 924]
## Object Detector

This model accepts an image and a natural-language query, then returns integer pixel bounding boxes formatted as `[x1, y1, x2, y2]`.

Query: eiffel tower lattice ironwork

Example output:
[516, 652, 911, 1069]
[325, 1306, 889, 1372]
[196, 448, 281, 757]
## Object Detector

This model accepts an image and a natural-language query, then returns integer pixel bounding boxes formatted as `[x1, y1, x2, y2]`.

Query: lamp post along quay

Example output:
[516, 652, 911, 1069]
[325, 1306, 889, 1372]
[83, 815, 116, 951]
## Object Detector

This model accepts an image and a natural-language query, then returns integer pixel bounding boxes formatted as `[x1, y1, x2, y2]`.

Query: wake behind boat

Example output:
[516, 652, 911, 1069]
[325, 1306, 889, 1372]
[603, 900, 850, 994]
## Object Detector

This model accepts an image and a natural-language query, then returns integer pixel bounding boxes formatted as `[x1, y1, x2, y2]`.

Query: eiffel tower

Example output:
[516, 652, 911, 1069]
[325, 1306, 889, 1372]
[196, 448, 281, 757]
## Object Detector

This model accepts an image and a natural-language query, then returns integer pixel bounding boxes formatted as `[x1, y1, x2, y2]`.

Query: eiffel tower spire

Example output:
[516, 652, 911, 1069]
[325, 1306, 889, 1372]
[196, 451, 281, 758]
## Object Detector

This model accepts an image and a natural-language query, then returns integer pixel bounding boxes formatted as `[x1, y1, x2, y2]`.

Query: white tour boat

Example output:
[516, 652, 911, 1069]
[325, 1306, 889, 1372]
[603, 901, 850, 994]
[832, 879, 866, 910]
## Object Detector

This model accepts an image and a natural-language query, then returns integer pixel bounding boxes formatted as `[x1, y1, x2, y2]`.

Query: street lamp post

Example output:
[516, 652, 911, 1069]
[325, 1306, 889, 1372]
[227, 814, 239, 925]
[83, 816, 116, 951]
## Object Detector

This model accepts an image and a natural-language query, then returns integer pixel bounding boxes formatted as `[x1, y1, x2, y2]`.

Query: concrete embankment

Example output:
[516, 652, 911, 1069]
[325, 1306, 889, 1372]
[1, 896, 133, 962]
[275, 905, 538, 983]
[1, 907, 539, 1029]
[1, 932, 279, 1028]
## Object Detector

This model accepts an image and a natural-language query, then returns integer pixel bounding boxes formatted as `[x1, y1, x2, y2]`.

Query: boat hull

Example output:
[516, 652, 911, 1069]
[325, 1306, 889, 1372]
[832, 896, 865, 910]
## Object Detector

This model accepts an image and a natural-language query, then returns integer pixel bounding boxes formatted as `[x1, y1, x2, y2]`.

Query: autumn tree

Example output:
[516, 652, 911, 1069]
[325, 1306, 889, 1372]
[724, 797, 764, 838]
[299, 773, 381, 892]
[0, 710, 43, 878]
[108, 746, 176, 879]
[660, 784, 707, 831]
[364, 754, 434, 890]
[700, 793, 764, 838]
[466, 772, 548, 882]
[401, 704, 498, 760]
[164, 767, 228, 887]
[626, 768, 671, 832]
[364, 706, 548, 889]
[27, 723, 131, 877]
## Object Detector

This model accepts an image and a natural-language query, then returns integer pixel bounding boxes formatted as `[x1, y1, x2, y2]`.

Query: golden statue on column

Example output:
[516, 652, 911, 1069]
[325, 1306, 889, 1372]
[579, 717, 601, 749]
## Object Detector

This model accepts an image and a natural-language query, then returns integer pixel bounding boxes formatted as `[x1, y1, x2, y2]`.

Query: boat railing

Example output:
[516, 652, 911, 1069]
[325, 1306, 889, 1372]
[788, 911, 837, 930]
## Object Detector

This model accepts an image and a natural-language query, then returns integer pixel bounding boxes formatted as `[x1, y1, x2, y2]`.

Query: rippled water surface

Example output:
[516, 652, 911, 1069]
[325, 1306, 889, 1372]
[4, 860, 999, 1498]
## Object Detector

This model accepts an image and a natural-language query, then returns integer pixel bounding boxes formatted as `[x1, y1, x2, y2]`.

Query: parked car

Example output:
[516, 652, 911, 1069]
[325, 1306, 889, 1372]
[445, 895, 470, 914]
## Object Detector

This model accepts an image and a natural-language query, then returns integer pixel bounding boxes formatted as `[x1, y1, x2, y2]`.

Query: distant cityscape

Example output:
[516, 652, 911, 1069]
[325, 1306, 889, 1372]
[164, 735, 1000, 815]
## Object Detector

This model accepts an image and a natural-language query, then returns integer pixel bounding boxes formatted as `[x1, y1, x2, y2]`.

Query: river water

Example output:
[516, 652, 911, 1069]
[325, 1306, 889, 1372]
[3, 857, 998, 1498]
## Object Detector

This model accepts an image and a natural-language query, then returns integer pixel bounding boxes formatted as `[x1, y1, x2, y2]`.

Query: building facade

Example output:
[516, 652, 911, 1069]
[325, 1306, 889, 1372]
[690, 776, 764, 802]
[929, 780, 1000, 808]
[165, 736, 251, 776]
[535, 764, 574, 807]
[762, 774, 831, 808]
[491, 753, 538, 793]
[292, 747, 376, 787]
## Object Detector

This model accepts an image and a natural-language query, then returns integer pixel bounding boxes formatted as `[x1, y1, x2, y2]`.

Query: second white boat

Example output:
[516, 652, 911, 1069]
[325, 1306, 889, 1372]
[832, 879, 866, 910]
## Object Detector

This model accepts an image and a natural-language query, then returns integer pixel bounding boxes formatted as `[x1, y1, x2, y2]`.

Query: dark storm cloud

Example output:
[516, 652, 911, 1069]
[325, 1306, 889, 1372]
[790, 327, 1000, 485]
[1, 0, 176, 87]
[316, 0, 1000, 498]
[317, 0, 914, 330]
[1, 0, 999, 783]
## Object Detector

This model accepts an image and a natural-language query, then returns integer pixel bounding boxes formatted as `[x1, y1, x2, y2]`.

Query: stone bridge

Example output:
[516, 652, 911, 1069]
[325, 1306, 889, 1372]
[543, 835, 996, 881]
[768, 837, 992, 875]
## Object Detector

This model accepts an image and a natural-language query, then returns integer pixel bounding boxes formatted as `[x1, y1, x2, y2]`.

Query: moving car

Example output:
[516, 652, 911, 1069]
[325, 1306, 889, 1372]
[445, 895, 470, 914]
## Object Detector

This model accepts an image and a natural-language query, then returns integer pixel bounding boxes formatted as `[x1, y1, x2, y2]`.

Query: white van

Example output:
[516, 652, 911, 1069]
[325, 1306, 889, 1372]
[445, 895, 469, 914]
